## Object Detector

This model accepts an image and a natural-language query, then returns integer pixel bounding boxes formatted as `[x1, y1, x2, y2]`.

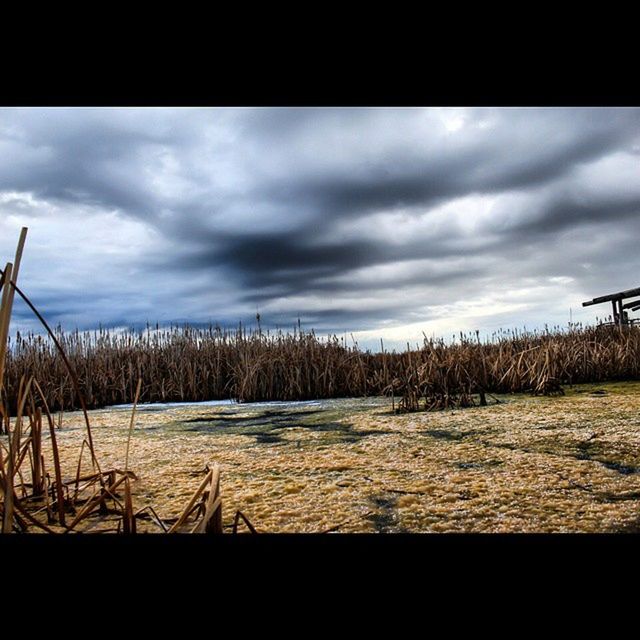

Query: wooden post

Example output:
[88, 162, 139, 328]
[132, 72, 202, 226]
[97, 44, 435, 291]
[0, 228, 28, 391]
[583, 287, 640, 326]
[617, 299, 626, 326]
[0, 263, 14, 392]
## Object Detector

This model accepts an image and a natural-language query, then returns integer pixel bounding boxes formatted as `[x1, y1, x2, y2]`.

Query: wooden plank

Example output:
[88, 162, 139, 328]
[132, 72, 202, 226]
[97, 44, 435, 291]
[622, 298, 640, 310]
[582, 286, 640, 307]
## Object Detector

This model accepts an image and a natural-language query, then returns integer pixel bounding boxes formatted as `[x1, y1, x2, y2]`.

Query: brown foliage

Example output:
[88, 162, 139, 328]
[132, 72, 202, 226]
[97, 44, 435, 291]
[4, 322, 640, 415]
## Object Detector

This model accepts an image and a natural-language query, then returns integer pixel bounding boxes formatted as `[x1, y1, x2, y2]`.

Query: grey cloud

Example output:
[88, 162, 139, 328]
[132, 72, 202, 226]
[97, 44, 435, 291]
[0, 107, 639, 340]
[238, 107, 640, 220]
[517, 194, 640, 236]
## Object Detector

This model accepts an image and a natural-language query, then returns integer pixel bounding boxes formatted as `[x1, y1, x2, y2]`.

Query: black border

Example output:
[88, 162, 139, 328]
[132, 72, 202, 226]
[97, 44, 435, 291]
[4, 51, 639, 106]
[3, 55, 638, 600]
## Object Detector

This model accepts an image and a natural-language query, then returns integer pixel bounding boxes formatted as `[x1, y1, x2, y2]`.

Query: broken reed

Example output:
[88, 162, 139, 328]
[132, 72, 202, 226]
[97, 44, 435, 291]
[4, 322, 640, 413]
[0, 377, 225, 533]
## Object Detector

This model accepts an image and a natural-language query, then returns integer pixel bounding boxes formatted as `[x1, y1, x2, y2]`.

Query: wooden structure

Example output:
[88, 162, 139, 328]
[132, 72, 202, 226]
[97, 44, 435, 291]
[582, 286, 640, 327]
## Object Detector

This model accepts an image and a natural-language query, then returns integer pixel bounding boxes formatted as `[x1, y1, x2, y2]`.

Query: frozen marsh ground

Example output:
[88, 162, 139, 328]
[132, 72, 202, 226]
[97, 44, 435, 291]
[41, 382, 640, 533]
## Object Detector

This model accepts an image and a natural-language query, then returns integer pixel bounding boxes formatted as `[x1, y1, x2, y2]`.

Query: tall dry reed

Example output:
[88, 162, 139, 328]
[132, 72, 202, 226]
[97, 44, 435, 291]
[4, 322, 640, 413]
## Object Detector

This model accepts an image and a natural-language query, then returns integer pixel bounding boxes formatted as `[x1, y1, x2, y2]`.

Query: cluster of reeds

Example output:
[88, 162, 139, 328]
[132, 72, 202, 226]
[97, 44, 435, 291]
[5, 319, 640, 414]
[4, 325, 376, 412]
[0, 376, 225, 532]
[388, 325, 640, 411]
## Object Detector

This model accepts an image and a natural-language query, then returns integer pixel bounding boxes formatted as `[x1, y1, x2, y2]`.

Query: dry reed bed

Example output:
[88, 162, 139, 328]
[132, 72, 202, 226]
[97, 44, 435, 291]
[4, 324, 640, 414]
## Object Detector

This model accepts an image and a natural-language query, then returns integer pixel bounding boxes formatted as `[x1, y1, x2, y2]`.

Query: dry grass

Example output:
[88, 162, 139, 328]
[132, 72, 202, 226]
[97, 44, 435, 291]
[389, 325, 640, 411]
[4, 322, 639, 415]
[5, 325, 373, 412]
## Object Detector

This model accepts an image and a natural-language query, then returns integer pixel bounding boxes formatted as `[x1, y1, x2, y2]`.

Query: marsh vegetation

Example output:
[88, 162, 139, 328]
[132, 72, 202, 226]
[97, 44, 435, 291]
[4, 323, 639, 414]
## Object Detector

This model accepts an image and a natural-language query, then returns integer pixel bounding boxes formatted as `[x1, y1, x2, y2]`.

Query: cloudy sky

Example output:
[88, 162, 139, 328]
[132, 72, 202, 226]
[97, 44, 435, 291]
[0, 107, 639, 350]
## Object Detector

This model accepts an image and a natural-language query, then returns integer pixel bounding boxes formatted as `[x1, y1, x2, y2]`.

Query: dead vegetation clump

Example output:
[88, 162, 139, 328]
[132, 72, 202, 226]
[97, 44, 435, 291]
[391, 325, 639, 412]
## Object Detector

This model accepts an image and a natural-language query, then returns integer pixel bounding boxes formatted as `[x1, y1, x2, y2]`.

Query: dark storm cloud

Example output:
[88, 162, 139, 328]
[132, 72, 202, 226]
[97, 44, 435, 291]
[508, 192, 640, 238]
[0, 107, 639, 343]
[0, 112, 166, 216]
[239, 107, 640, 220]
[174, 225, 483, 305]
[238, 264, 483, 304]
